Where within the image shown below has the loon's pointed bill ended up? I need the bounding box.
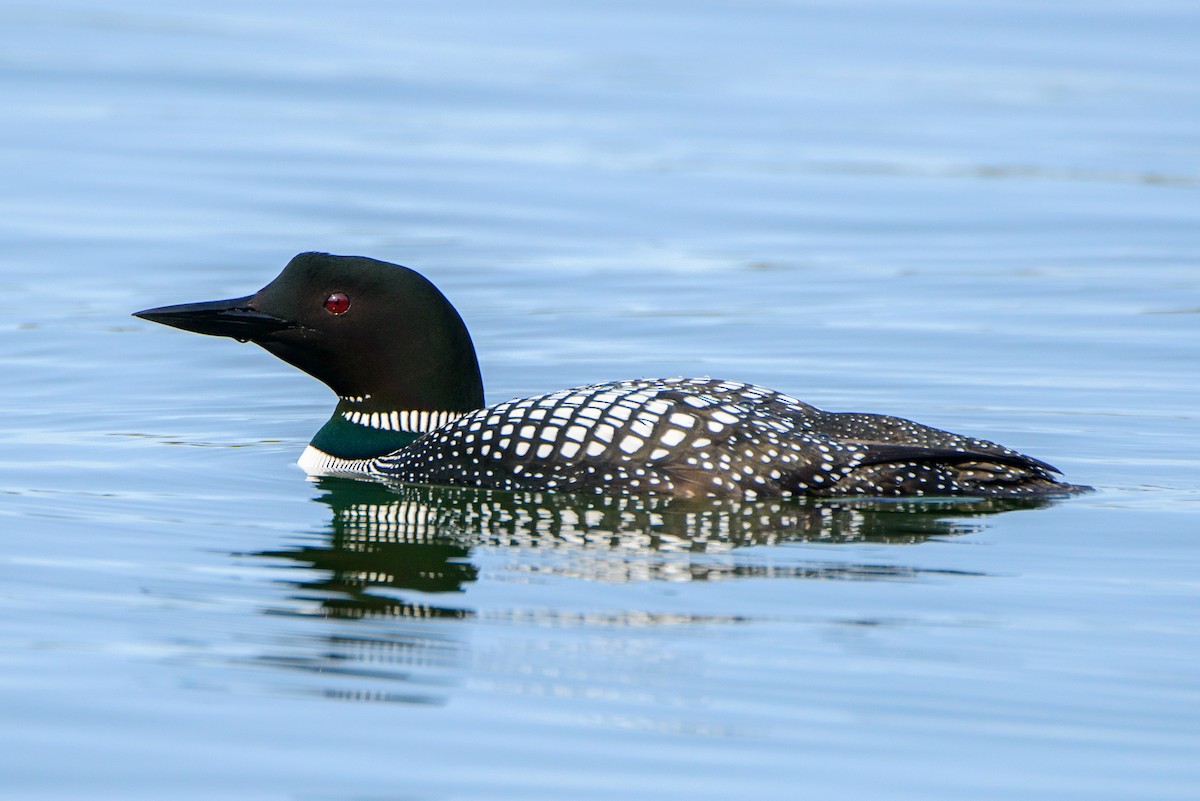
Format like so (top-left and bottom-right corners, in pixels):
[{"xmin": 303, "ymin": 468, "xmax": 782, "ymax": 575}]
[
  {"xmin": 133, "ymin": 296, "xmax": 297, "ymax": 342},
  {"xmin": 133, "ymin": 251, "xmax": 1089, "ymax": 500}
]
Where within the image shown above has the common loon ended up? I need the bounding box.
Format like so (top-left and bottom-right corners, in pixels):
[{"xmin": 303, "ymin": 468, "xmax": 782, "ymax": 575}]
[{"xmin": 134, "ymin": 252, "xmax": 1086, "ymax": 499}]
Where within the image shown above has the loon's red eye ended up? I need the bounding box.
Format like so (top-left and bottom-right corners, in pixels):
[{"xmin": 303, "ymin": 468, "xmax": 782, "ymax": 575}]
[{"xmin": 323, "ymin": 292, "xmax": 350, "ymax": 315}]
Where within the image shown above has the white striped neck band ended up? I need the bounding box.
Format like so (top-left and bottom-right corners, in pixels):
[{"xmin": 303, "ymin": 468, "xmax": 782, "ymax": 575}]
[{"xmin": 340, "ymin": 408, "xmax": 466, "ymax": 433}]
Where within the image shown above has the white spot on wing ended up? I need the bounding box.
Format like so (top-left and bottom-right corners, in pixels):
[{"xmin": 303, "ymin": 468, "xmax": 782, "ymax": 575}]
[
  {"xmin": 659, "ymin": 428, "xmax": 686, "ymax": 447},
  {"xmin": 619, "ymin": 435, "xmax": 643, "ymax": 454}
]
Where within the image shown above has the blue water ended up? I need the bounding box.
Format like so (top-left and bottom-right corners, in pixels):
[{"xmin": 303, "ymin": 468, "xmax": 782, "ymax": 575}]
[{"xmin": 2, "ymin": 2, "xmax": 1199, "ymax": 799}]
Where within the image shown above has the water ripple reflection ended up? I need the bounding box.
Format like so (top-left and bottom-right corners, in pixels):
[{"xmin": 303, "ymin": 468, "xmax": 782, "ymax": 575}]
[
  {"xmin": 263, "ymin": 479, "xmax": 1058, "ymax": 605},
  {"xmin": 237, "ymin": 481, "xmax": 1062, "ymax": 702}
]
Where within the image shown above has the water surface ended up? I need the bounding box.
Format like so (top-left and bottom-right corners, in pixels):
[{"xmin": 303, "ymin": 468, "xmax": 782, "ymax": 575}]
[{"xmin": 2, "ymin": 1, "xmax": 1199, "ymax": 799}]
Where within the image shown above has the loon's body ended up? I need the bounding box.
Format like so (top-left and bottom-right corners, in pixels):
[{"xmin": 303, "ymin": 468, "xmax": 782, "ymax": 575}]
[{"xmin": 134, "ymin": 252, "xmax": 1086, "ymax": 499}]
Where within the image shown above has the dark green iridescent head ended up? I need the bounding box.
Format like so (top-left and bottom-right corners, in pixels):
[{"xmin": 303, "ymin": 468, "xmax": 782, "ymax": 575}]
[{"xmin": 133, "ymin": 252, "xmax": 485, "ymax": 415}]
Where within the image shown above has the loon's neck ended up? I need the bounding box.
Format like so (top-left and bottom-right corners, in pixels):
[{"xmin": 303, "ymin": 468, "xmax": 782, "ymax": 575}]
[{"xmin": 308, "ymin": 395, "xmax": 474, "ymax": 460}]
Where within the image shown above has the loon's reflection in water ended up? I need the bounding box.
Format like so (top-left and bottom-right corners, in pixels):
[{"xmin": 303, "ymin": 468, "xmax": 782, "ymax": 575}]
[
  {"xmin": 245, "ymin": 479, "xmax": 1057, "ymax": 701},
  {"xmin": 257, "ymin": 478, "xmax": 1056, "ymax": 618}
]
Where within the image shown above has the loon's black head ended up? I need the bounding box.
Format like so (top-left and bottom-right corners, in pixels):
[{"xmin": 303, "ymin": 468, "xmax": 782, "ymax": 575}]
[{"xmin": 134, "ymin": 252, "xmax": 485, "ymax": 413}]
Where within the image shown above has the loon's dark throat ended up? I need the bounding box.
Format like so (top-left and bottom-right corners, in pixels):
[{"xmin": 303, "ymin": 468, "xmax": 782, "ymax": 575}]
[{"xmin": 309, "ymin": 397, "xmax": 472, "ymax": 461}]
